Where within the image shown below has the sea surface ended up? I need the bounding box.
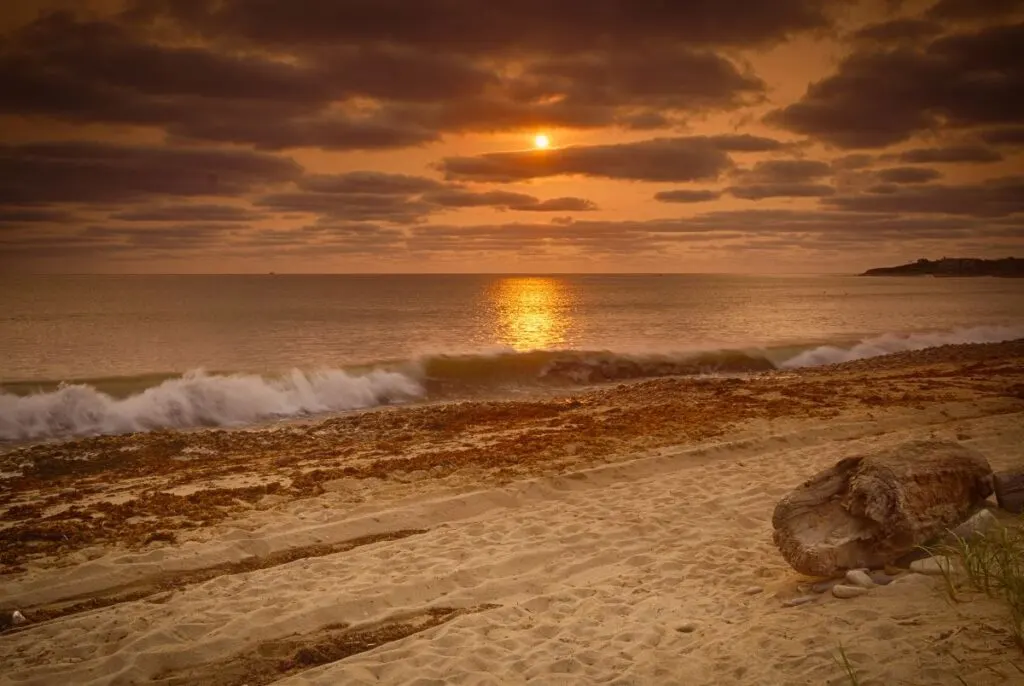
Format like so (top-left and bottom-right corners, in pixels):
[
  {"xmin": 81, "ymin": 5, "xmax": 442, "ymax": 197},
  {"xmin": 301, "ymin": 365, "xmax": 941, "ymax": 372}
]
[{"xmin": 1, "ymin": 274, "xmax": 1023, "ymax": 442}]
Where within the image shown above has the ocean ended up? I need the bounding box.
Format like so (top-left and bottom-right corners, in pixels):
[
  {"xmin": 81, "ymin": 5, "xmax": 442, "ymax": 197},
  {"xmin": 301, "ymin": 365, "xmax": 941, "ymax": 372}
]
[{"xmin": 2, "ymin": 274, "xmax": 1023, "ymax": 442}]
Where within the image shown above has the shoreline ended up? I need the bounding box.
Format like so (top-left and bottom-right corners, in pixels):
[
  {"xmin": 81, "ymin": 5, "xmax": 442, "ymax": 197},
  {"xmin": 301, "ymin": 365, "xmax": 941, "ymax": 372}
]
[
  {"xmin": 1, "ymin": 339, "xmax": 1023, "ymax": 684},
  {"xmin": 4, "ymin": 323, "xmax": 1023, "ymax": 446}
]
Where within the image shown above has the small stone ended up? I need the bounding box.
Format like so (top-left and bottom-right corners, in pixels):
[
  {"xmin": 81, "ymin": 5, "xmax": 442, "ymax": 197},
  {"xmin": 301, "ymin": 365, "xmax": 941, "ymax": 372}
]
[
  {"xmin": 676, "ymin": 622, "xmax": 699, "ymax": 633},
  {"xmin": 910, "ymin": 556, "xmax": 960, "ymax": 576},
  {"xmin": 811, "ymin": 579, "xmax": 840, "ymax": 594},
  {"xmin": 832, "ymin": 584, "xmax": 870, "ymax": 599},
  {"xmin": 845, "ymin": 569, "xmax": 876, "ymax": 588},
  {"xmin": 782, "ymin": 595, "xmax": 818, "ymax": 607},
  {"xmin": 742, "ymin": 586, "xmax": 764, "ymax": 595},
  {"xmin": 947, "ymin": 509, "xmax": 998, "ymax": 543}
]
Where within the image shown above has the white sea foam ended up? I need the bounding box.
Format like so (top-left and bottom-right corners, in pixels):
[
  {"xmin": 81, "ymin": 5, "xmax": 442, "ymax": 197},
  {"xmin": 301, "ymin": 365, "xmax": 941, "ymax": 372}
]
[
  {"xmin": 0, "ymin": 368, "xmax": 423, "ymax": 442},
  {"xmin": 779, "ymin": 324, "xmax": 1024, "ymax": 368}
]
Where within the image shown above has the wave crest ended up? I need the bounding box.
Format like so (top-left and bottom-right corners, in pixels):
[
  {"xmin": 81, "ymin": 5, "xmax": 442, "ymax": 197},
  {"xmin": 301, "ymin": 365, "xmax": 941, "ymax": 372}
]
[{"xmin": 0, "ymin": 368, "xmax": 423, "ymax": 442}]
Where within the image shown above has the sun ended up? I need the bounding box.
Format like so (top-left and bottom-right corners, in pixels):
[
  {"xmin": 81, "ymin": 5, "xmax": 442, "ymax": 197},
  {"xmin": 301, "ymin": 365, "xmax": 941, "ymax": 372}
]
[{"xmin": 533, "ymin": 134, "xmax": 550, "ymax": 149}]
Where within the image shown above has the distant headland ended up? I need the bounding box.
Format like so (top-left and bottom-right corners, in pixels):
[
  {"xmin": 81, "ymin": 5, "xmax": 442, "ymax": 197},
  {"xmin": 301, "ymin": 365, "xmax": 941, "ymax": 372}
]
[{"xmin": 861, "ymin": 257, "xmax": 1024, "ymax": 277}]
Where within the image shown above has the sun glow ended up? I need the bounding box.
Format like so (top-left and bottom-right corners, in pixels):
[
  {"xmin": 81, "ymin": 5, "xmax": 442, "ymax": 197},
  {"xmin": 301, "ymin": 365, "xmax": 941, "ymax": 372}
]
[{"xmin": 534, "ymin": 134, "xmax": 550, "ymax": 149}]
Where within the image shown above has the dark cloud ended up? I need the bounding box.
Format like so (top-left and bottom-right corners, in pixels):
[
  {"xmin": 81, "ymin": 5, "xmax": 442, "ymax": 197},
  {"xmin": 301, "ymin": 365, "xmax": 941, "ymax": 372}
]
[
  {"xmin": 438, "ymin": 136, "xmax": 750, "ymax": 183},
  {"xmin": 617, "ymin": 112, "xmax": 672, "ymax": 130},
  {"xmin": 823, "ymin": 176, "xmax": 1024, "ymax": 216},
  {"xmin": 707, "ymin": 134, "xmax": 791, "ymax": 152},
  {"xmin": 876, "ymin": 166, "xmax": 943, "ymax": 183},
  {"xmin": 979, "ymin": 126, "xmax": 1024, "ymax": 146},
  {"xmin": 0, "ymin": 208, "xmax": 76, "ymax": 224},
  {"xmin": 108, "ymin": 204, "xmax": 264, "ymax": 222},
  {"xmin": 866, "ymin": 183, "xmax": 900, "ymax": 194},
  {"xmin": 925, "ymin": 0, "xmax": 1024, "ymax": 21},
  {"xmin": 131, "ymin": 0, "xmax": 836, "ymax": 52},
  {"xmin": 654, "ymin": 190, "xmax": 722, "ymax": 203},
  {"xmin": 0, "ymin": 141, "xmax": 302, "ymax": 204},
  {"xmin": 169, "ymin": 114, "xmax": 440, "ymax": 152},
  {"xmin": 82, "ymin": 223, "xmax": 237, "ymax": 248},
  {"xmin": 398, "ymin": 209, "xmax": 1000, "ymax": 258},
  {"xmin": 896, "ymin": 145, "xmax": 1003, "ymax": 163},
  {"xmin": 849, "ymin": 18, "xmax": 943, "ymax": 44},
  {"xmin": 254, "ymin": 192, "xmax": 434, "ymax": 224},
  {"xmin": 0, "ymin": 13, "xmax": 465, "ymax": 149},
  {"xmin": 766, "ymin": 22, "xmax": 1024, "ymax": 148},
  {"xmin": 421, "ymin": 189, "xmax": 596, "ymax": 212},
  {"xmin": 255, "ymin": 181, "xmax": 597, "ymax": 223},
  {"xmin": 830, "ymin": 154, "xmax": 876, "ymax": 170},
  {"xmin": 1, "ymin": 12, "xmax": 492, "ymax": 104},
  {"xmin": 0, "ymin": 3, "xmax": 830, "ymax": 149},
  {"xmin": 509, "ymin": 49, "xmax": 764, "ymax": 113},
  {"xmin": 298, "ymin": 172, "xmax": 447, "ymax": 195},
  {"xmin": 727, "ymin": 183, "xmax": 836, "ymax": 199},
  {"xmin": 736, "ymin": 159, "xmax": 833, "ymax": 183}
]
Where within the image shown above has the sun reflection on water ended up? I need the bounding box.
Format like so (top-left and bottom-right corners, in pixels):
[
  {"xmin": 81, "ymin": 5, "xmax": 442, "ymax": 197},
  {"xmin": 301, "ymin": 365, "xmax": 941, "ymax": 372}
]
[{"xmin": 490, "ymin": 277, "xmax": 574, "ymax": 350}]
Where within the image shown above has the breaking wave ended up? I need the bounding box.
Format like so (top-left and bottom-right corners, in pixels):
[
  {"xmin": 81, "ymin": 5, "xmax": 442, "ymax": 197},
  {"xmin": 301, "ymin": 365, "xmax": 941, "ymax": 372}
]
[
  {"xmin": 1, "ymin": 324, "xmax": 1021, "ymax": 442},
  {"xmin": 0, "ymin": 368, "xmax": 423, "ymax": 442},
  {"xmin": 778, "ymin": 324, "xmax": 1024, "ymax": 368}
]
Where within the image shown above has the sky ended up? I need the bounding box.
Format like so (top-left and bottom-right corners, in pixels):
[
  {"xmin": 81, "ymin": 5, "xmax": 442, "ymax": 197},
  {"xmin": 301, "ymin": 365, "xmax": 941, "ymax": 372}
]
[{"xmin": 0, "ymin": 0, "xmax": 1022, "ymax": 274}]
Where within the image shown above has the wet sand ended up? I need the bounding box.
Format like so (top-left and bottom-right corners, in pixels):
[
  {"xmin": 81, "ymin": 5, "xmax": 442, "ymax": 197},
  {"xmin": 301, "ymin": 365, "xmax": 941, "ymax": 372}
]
[{"xmin": 1, "ymin": 340, "xmax": 1023, "ymax": 685}]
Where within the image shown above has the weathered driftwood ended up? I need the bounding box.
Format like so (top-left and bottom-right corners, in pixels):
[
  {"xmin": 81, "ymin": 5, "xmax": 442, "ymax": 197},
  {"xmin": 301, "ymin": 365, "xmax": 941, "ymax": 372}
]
[
  {"xmin": 994, "ymin": 469, "xmax": 1024, "ymax": 514},
  {"xmin": 772, "ymin": 440, "xmax": 993, "ymax": 577}
]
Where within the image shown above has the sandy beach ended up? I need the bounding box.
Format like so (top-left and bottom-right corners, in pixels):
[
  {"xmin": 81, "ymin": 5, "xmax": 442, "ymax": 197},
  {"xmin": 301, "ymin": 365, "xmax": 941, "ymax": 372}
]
[{"xmin": 2, "ymin": 340, "xmax": 1024, "ymax": 685}]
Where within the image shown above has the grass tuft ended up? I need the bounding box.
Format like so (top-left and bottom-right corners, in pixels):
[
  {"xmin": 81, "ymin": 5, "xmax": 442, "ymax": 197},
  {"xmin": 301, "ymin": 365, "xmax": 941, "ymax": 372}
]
[
  {"xmin": 832, "ymin": 643, "xmax": 861, "ymax": 686},
  {"xmin": 928, "ymin": 515, "xmax": 1024, "ymax": 652}
]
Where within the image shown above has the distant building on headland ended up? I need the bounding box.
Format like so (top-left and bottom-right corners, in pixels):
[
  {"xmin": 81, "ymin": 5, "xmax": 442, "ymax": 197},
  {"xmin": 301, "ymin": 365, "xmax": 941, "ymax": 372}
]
[{"xmin": 861, "ymin": 257, "xmax": 1024, "ymax": 277}]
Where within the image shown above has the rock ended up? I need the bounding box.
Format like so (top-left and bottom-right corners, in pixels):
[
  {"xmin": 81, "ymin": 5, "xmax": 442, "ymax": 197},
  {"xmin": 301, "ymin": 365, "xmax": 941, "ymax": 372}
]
[
  {"xmin": 832, "ymin": 585, "xmax": 870, "ymax": 599},
  {"xmin": 845, "ymin": 569, "xmax": 876, "ymax": 588},
  {"xmin": 675, "ymin": 622, "xmax": 699, "ymax": 633},
  {"xmin": 945, "ymin": 508, "xmax": 998, "ymax": 543},
  {"xmin": 910, "ymin": 556, "xmax": 961, "ymax": 576},
  {"xmin": 993, "ymin": 469, "xmax": 1024, "ymax": 514},
  {"xmin": 782, "ymin": 595, "xmax": 818, "ymax": 607},
  {"xmin": 742, "ymin": 586, "xmax": 764, "ymax": 595},
  {"xmin": 772, "ymin": 440, "xmax": 993, "ymax": 577},
  {"xmin": 811, "ymin": 579, "xmax": 841, "ymax": 594}
]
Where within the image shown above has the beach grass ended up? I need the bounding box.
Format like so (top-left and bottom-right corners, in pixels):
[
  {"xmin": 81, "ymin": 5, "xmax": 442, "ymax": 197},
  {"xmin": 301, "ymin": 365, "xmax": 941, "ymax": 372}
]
[
  {"xmin": 930, "ymin": 516, "xmax": 1024, "ymax": 652},
  {"xmin": 832, "ymin": 643, "xmax": 862, "ymax": 685}
]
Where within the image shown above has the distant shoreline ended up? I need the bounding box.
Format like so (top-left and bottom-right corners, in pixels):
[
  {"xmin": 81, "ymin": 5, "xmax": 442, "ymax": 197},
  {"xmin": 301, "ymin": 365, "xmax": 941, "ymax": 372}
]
[{"xmin": 862, "ymin": 257, "xmax": 1024, "ymax": 277}]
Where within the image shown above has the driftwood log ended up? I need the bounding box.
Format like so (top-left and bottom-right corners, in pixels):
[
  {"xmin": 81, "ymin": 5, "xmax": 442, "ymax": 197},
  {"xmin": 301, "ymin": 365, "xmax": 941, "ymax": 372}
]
[
  {"xmin": 994, "ymin": 469, "xmax": 1024, "ymax": 514},
  {"xmin": 772, "ymin": 440, "xmax": 993, "ymax": 577}
]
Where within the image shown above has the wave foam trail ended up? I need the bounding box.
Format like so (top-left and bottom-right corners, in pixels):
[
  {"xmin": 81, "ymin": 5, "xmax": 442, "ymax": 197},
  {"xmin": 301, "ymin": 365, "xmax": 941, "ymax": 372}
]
[
  {"xmin": 780, "ymin": 325, "xmax": 1024, "ymax": 368},
  {"xmin": 0, "ymin": 368, "xmax": 423, "ymax": 442}
]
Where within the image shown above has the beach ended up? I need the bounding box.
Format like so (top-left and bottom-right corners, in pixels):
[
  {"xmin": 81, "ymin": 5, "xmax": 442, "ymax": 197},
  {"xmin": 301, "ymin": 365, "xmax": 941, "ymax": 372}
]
[{"xmin": 2, "ymin": 340, "xmax": 1024, "ymax": 685}]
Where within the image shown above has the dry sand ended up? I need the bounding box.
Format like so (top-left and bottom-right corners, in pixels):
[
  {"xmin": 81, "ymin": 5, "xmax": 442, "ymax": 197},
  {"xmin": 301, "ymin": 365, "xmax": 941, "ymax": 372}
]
[{"xmin": 1, "ymin": 340, "xmax": 1024, "ymax": 685}]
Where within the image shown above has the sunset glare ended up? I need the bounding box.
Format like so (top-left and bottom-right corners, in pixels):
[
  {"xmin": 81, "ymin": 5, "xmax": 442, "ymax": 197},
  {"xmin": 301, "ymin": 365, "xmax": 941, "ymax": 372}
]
[{"xmin": 534, "ymin": 134, "xmax": 551, "ymax": 150}]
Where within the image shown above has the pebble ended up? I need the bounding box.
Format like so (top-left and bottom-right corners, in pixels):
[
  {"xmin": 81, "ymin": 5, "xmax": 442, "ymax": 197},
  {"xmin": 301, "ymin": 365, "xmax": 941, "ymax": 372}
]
[
  {"xmin": 948, "ymin": 509, "xmax": 997, "ymax": 542},
  {"xmin": 833, "ymin": 585, "xmax": 870, "ymax": 599},
  {"xmin": 742, "ymin": 586, "xmax": 764, "ymax": 595},
  {"xmin": 845, "ymin": 569, "xmax": 876, "ymax": 588},
  {"xmin": 811, "ymin": 579, "xmax": 840, "ymax": 594},
  {"xmin": 676, "ymin": 622, "xmax": 699, "ymax": 633},
  {"xmin": 782, "ymin": 595, "xmax": 818, "ymax": 607},
  {"xmin": 910, "ymin": 556, "xmax": 959, "ymax": 576}
]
